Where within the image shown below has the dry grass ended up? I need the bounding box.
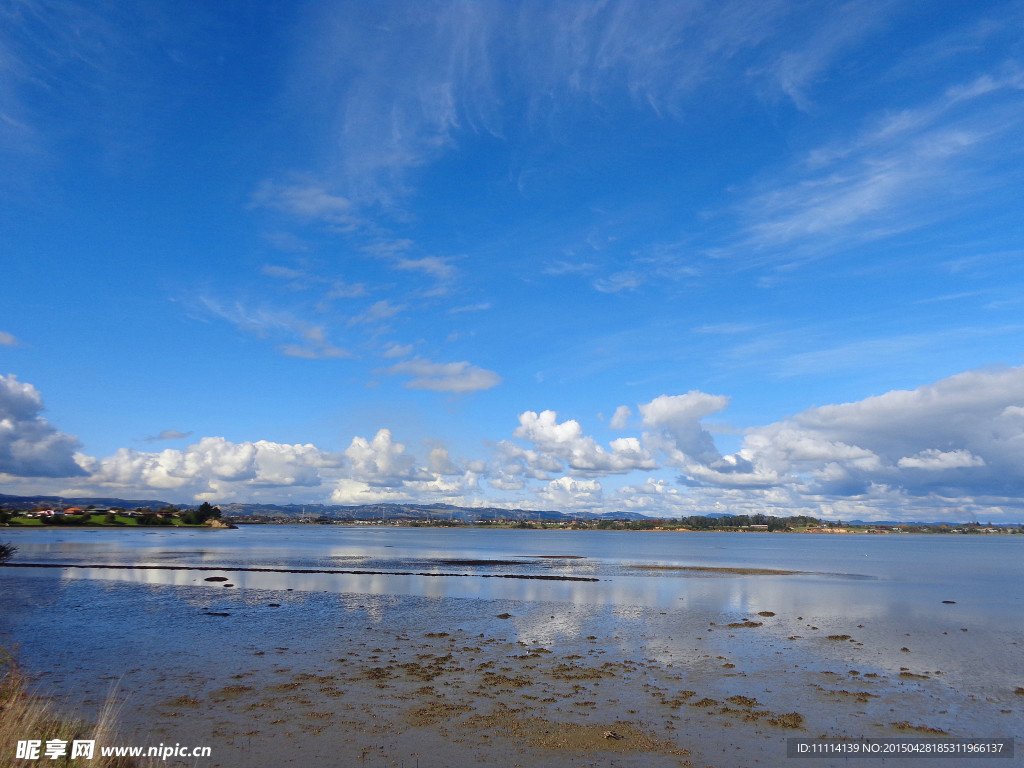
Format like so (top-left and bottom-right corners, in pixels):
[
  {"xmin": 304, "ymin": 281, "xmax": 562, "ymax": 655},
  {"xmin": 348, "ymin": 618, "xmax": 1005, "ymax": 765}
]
[{"xmin": 0, "ymin": 648, "xmax": 146, "ymax": 768}]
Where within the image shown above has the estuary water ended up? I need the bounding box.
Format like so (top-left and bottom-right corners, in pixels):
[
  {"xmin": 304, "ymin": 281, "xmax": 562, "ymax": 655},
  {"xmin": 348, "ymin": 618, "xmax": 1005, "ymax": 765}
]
[
  {"xmin": 3, "ymin": 525, "xmax": 1021, "ymax": 621},
  {"xmin": 1, "ymin": 526, "xmax": 1021, "ymax": 767}
]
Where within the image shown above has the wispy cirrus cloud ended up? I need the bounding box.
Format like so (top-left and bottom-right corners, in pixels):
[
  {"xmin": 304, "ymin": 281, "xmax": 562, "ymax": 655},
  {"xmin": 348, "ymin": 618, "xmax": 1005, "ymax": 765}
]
[
  {"xmin": 347, "ymin": 300, "xmax": 403, "ymax": 327},
  {"xmin": 448, "ymin": 302, "xmax": 491, "ymax": 315},
  {"xmin": 379, "ymin": 357, "xmax": 501, "ymax": 393},
  {"xmin": 261, "ymin": 263, "xmax": 367, "ymax": 300},
  {"xmin": 394, "ymin": 255, "xmax": 458, "ymax": 296},
  {"xmin": 283, "ymin": 0, "xmax": 845, "ymax": 211},
  {"xmin": 0, "ymin": 0, "xmax": 133, "ymax": 160},
  {"xmin": 729, "ymin": 66, "xmax": 1024, "ymax": 264},
  {"xmin": 197, "ymin": 296, "xmax": 352, "ymax": 360},
  {"xmin": 395, "ymin": 256, "xmax": 456, "ymax": 282},
  {"xmin": 142, "ymin": 430, "xmax": 193, "ymax": 443},
  {"xmin": 760, "ymin": 0, "xmax": 900, "ymax": 110},
  {"xmin": 251, "ymin": 179, "xmax": 363, "ymax": 232}
]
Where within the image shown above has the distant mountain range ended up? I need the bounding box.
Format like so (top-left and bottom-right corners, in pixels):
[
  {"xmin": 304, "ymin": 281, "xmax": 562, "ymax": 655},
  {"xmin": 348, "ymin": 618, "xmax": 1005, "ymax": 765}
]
[
  {"xmin": 3, "ymin": 494, "xmax": 1014, "ymax": 526},
  {"xmin": 218, "ymin": 501, "xmax": 653, "ymax": 522},
  {"xmin": 0, "ymin": 493, "xmax": 172, "ymax": 510},
  {"xmin": 0, "ymin": 494, "xmax": 650, "ymax": 522}
]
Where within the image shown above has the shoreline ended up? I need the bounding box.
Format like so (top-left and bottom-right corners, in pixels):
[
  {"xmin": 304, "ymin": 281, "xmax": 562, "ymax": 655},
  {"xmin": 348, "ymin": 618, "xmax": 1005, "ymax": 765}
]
[
  {"xmin": 3, "ymin": 577, "xmax": 1020, "ymax": 768},
  {"xmin": 3, "ymin": 529, "xmax": 1020, "ymax": 767},
  {"xmin": 4, "ymin": 521, "xmax": 1021, "ymax": 534}
]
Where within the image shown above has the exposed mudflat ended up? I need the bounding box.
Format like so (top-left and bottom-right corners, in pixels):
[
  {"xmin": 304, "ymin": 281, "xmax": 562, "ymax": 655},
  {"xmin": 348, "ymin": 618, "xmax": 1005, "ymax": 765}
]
[
  {"xmin": 3, "ymin": 576, "xmax": 1020, "ymax": 768},
  {"xmin": 2, "ymin": 529, "xmax": 1020, "ymax": 767}
]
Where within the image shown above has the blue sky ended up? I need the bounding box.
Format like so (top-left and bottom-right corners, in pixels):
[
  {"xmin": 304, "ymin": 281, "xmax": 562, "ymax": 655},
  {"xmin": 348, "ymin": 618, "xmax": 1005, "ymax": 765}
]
[{"xmin": 2, "ymin": 0, "xmax": 1024, "ymax": 521}]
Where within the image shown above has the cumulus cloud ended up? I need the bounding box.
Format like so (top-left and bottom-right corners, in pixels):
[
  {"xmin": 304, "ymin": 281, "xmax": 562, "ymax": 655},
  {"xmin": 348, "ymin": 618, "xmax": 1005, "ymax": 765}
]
[
  {"xmin": 617, "ymin": 367, "xmax": 1024, "ymax": 517},
  {"xmin": 9, "ymin": 362, "xmax": 1024, "ymax": 519},
  {"xmin": 511, "ymin": 410, "xmax": 657, "ymax": 477},
  {"xmin": 51, "ymin": 423, "xmax": 477, "ymax": 506},
  {"xmin": 380, "ymin": 358, "xmax": 501, "ymax": 393},
  {"xmin": 738, "ymin": 365, "xmax": 1024, "ymax": 500},
  {"xmin": 329, "ymin": 437, "xmax": 477, "ymax": 505},
  {"xmin": 329, "ymin": 479, "xmax": 414, "ymax": 505},
  {"xmin": 73, "ymin": 435, "xmax": 347, "ymax": 502},
  {"xmin": 535, "ymin": 476, "xmax": 603, "ymax": 509},
  {"xmin": 896, "ymin": 448, "xmax": 986, "ymax": 471},
  {"xmin": 639, "ymin": 391, "xmax": 730, "ymax": 466},
  {"xmin": 0, "ymin": 374, "xmax": 86, "ymax": 478},
  {"xmin": 427, "ymin": 446, "xmax": 461, "ymax": 476},
  {"xmin": 88, "ymin": 437, "xmax": 341, "ymax": 498},
  {"xmin": 344, "ymin": 429, "xmax": 429, "ymax": 486},
  {"xmin": 329, "ymin": 472, "xmax": 473, "ymax": 506},
  {"xmin": 0, "ymin": 331, "xmax": 18, "ymax": 347}
]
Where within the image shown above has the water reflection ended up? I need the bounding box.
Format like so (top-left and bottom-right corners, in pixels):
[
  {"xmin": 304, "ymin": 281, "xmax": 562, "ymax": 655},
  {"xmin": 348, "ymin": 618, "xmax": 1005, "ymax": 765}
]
[{"xmin": 3, "ymin": 526, "xmax": 1021, "ymax": 624}]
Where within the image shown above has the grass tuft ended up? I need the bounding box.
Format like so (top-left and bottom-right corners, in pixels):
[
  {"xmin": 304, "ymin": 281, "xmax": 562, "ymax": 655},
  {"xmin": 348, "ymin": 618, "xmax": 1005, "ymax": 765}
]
[{"xmin": 0, "ymin": 648, "xmax": 147, "ymax": 768}]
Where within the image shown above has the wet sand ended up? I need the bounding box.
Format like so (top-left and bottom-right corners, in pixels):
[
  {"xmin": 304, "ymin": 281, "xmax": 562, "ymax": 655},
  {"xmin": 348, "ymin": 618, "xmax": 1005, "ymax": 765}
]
[{"xmin": 6, "ymin": 574, "xmax": 1018, "ymax": 768}]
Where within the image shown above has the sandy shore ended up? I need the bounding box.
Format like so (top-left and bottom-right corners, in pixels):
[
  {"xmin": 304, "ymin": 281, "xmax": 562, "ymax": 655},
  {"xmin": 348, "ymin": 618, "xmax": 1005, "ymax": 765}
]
[{"xmin": 6, "ymin": 575, "xmax": 1012, "ymax": 768}]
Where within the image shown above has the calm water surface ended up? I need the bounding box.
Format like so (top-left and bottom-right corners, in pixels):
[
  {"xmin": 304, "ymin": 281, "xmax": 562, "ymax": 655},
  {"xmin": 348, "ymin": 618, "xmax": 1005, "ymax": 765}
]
[
  {"xmin": 1, "ymin": 526, "xmax": 1021, "ymax": 766},
  {"xmin": 3, "ymin": 526, "xmax": 1022, "ymax": 615},
  {"xmin": 3, "ymin": 526, "xmax": 1022, "ymax": 663}
]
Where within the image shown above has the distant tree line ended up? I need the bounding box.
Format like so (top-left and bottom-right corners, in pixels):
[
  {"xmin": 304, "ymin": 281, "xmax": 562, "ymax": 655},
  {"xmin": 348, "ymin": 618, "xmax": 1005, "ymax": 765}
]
[
  {"xmin": 0, "ymin": 502, "xmax": 222, "ymax": 527},
  {"xmin": 595, "ymin": 514, "xmax": 821, "ymax": 531},
  {"xmin": 180, "ymin": 502, "xmax": 221, "ymax": 525}
]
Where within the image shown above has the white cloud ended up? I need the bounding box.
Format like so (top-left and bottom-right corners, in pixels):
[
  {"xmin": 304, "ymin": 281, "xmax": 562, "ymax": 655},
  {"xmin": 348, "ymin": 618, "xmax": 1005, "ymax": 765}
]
[
  {"xmin": 36, "ymin": 420, "xmax": 477, "ymax": 506},
  {"xmin": 731, "ymin": 62, "xmax": 1024, "ymax": 263},
  {"xmin": 88, "ymin": 437, "xmax": 341, "ymax": 498},
  {"xmin": 8, "ymin": 359, "xmax": 1024, "ymax": 519},
  {"xmin": 143, "ymin": 430, "xmax": 193, "ymax": 443},
  {"xmin": 738, "ymin": 365, "xmax": 1024, "ymax": 499},
  {"xmin": 280, "ymin": 326, "xmax": 352, "ymax": 359},
  {"xmin": 395, "ymin": 256, "xmax": 456, "ymax": 282},
  {"xmin": 0, "ymin": 374, "xmax": 85, "ymax": 478},
  {"xmin": 198, "ymin": 297, "xmax": 352, "ymax": 359},
  {"xmin": 448, "ymin": 302, "xmax": 492, "ymax": 314},
  {"xmin": 897, "ymin": 448, "xmax": 986, "ymax": 471},
  {"xmin": 288, "ymin": 0, "xmax": 805, "ymax": 208},
  {"xmin": 344, "ymin": 429, "xmax": 424, "ymax": 486},
  {"xmin": 380, "ymin": 358, "xmax": 501, "ymax": 393},
  {"xmin": 427, "ymin": 446, "xmax": 460, "ymax": 476},
  {"xmin": 535, "ymin": 476, "xmax": 603, "ymax": 510},
  {"xmin": 261, "ymin": 264, "xmax": 307, "ymax": 281},
  {"xmin": 609, "ymin": 405, "xmax": 632, "ymax": 430},
  {"xmin": 593, "ymin": 271, "xmax": 642, "ymax": 293},
  {"xmin": 329, "ymin": 437, "xmax": 477, "ymax": 505},
  {"xmin": 251, "ymin": 179, "xmax": 360, "ymax": 230},
  {"xmin": 639, "ymin": 391, "xmax": 730, "ymax": 466},
  {"xmin": 380, "ymin": 343, "xmax": 414, "ymax": 359},
  {"xmin": 348, "ymin": 300, "xmax": 403, "ymax": 326},
  {"xmin": 329, "ymin": 479, "xmax": 413, "ymax": 505},
  {"xmin": 262, "ymin": 232, "xmax": 312, "ymax": 253},
  {"xmin": 279, "ymin": 344, "xmax": 349, "ymax": 359},
  {"xmin": 764, "ymin": 0, "xmax": 896, "ymax": 110},
  {"xmin": 328, "ymin": 472, "xmax": 474, "ymax": 506},
  {"xmin": 509, "ymin": 409, "xmax": 656, "ymax": 477},
  {"xmin": 0, "ymin": 331, "xmax": 18, "ymax": 347},
  {"xmin": 617, "ymin": 367, "xmax": 1024, "ymax": 515}
]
